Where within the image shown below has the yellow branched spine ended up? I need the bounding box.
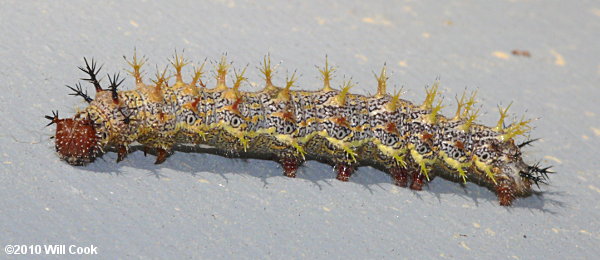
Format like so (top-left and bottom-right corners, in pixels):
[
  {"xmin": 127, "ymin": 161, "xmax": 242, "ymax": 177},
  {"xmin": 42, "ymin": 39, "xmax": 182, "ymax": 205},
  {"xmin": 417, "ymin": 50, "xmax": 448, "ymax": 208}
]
[
  {"xmin": 375, "ymin": 64, "xmax": 388, "ymax": 97},
  {"xmin": 336, "ymin": 79, "xmax": 353, "ymax": 106},
  {"xmin": 318, "ymin": 56, "xmax": 335, "ymax": 91},
  {"xmin": 422, "ymin": 81, "xmax": 444, "ymax": 124},
  {"xmin": 232, "ymin": 66, "xmax": 248, "ymax": 91},
  {"xmin": 385, "ymin": 89, "xmax": 402, "ymax": 111},
  {"xmin": 277, "ymin": 70, "xmax": 298, "ymax": 101},
  {"xmin": 151, "ymin": 66, "xmax": 169, "ymax": 90},
  {"xmin": 260, "ymin": 54, "xmax": 278, "ymax": 92},
  {"xmin": 494, "ymin": 102, "xmax": 533, "ymax": 140},
  {"xmin": 455, "ymin": 90, "xmax": 479, "ymax": 131},
  {"xmin": 191, "ymin": 60, "xmax": 207, "ymax": 87},
  {"xmin": 215, "ymin": 56, "xmax": 229, "ymax": 89},
  {"xmin": 125, "ymin": 50, "xmax": 147, "ymax": 86},
  {"xmin": 500, "ymin": 116, "xmax": 533, "ymax": 141},
  {"xmin": 494, "ymin": 102, "xmax": 512, "ymax": 131},
  {"xmin": 170, "ymin": 51, "xmax": 189, "ymax": 83}
]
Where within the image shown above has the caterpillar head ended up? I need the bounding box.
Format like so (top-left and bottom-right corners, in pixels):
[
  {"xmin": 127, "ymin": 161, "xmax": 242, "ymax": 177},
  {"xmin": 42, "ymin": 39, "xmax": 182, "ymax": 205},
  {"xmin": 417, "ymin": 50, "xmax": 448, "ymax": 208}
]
[
  {"xmin": 46, "ymin": 111, "xmax": 100, "ymax": 165},
  {"xmin": 473, "ymin": 136, "xmax": 550, "ymax": 205}
]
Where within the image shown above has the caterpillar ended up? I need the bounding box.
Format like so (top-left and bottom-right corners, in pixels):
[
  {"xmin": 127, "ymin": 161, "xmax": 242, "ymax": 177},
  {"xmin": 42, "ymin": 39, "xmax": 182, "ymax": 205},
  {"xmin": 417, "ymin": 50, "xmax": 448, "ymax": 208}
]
[{"xmin": 45, "ymin": 52, "xmax": 551, "ymax": 206}]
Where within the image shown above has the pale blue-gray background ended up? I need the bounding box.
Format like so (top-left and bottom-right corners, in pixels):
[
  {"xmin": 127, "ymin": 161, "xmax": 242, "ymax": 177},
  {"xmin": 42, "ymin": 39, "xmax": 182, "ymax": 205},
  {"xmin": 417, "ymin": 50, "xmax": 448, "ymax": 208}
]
[{"xmin": 1, "ymin": 0, "xmax": 599, "ymax": 259}]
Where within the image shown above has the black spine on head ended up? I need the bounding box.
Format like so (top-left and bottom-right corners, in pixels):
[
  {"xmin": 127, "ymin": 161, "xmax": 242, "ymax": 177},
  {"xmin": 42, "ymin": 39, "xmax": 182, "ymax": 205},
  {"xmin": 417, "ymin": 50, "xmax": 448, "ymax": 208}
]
[
  {"xmin": 44, "ymin": 110, "xmax": 59, "ymax": 126},
  {"xmin": 66, "ymin": 82, "xmax": 93, "ymax": 103},
  {"xmin": 79, "ymin": 57, "xmax": 103, "ymax": 92},
  {"xmin": 107, "ymin": 72, "xmax": 125, "ymax": 103},
  {"xmin": 518, "ymin": 138, "xmax": 539, "ymax": 148},
  {"xmin": 520, "ymin": 161, "xmax": 552, "ymax": 188}
]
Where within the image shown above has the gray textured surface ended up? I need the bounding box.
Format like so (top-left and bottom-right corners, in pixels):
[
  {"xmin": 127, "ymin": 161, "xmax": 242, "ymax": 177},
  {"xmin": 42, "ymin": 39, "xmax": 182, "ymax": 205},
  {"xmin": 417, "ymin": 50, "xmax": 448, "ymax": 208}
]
[{"xmin": 1, "ymin": 0, "xmax": 599, "ymax": 259}]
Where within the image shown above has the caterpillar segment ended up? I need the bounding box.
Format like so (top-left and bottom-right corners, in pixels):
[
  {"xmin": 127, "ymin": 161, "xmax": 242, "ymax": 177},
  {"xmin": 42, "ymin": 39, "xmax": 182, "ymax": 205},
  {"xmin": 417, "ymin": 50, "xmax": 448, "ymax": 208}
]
[{"xmin": 46, "ymin": 53, "xmax": 551, "ymax": 206}]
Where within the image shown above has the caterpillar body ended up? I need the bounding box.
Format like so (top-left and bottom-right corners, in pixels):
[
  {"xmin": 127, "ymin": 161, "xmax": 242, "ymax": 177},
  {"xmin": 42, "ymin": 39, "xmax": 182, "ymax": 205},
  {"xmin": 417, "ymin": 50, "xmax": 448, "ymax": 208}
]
[{"xmin": 46, "ymin": 53, "xmax": 551, "ymax": 206}]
